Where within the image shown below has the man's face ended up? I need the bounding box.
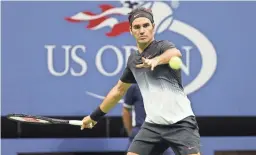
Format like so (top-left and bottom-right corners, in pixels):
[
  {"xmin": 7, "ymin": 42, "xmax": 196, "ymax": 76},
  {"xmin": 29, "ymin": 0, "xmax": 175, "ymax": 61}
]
[{"xmin": 130, "ymin": 17, "xmax": 155, "ymax": 44}]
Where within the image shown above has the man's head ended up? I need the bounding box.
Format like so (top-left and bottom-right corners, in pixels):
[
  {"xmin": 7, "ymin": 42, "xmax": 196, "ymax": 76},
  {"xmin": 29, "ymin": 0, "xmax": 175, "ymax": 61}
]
[{"xmin": 128, "ymin": 7, "xmax": 155, "ymax": 44}]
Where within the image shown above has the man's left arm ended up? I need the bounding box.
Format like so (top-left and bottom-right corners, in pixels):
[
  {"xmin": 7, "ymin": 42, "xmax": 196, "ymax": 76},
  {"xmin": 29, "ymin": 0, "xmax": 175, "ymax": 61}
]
[
  {"xmin": 136, "ymin": 41, "xmax": 182, "ymax": 70},
  {"xmin": 154, "ymin": 47, "xmax": 182, "ymax": 66}
]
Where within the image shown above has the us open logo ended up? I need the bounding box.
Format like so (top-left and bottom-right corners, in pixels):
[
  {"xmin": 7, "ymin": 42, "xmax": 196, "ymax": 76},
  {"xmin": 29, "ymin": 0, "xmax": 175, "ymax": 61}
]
[{"xmin": 63, "ymin": 1, "xmax": 217, "ymax": 100}]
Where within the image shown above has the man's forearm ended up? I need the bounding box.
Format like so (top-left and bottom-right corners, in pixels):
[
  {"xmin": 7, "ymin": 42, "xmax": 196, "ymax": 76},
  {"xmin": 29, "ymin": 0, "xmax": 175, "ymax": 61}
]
[
  {"xmin": 155, "ymin": 48, "xmax": 182, "ymax": 66},
  {"xmin": 99, "ymin": 86, "xmax": 124, "ymax": 113},
  {"xmin": 90, "ymin": 81, "xmax": 131, "ymax": 122}
]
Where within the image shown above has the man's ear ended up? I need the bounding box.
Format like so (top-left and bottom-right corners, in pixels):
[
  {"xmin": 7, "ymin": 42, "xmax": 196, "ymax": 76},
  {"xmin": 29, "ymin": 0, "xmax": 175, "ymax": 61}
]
[
  {"xmin": 152, "ymin": 23, "xmax": 155, "ymax": 33},
  {"xmin": 129, "ymin": 27, "xmax": 132, "ymax": 35}
]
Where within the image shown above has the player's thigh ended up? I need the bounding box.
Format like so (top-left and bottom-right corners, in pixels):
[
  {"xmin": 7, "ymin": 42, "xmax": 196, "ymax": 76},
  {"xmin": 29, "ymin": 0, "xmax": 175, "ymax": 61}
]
[
  {"xmin": 128, "ymin": 140, "xmax": 169, "ymax": 155},
  {"xmin": 166, "ymin": 131, "xmax": 200, "ymax": 155},
  {"xmin": 128, "ymin": 124, "xmax": 163, "ymax": 155},
  {"xmin": 174, "ymin": 131, "xmax": 200, "ymax": 155},
  {"xmin": 163, "ymin": 117, "xmax": 201, "ymax": 155},
  {"xmin": 128, "ymin": 140, "xmax": 157, "ymax": 155}
]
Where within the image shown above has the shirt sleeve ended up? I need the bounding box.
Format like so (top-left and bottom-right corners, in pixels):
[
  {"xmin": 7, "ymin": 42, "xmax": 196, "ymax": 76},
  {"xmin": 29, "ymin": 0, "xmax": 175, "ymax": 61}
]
[
  {"xmin": 120, "ymin": 67, "xmax": 136, "ymax": 84},
  {"xmin": 160, "ymin": 40, "xmax": 176, "ymax": 54},
  {"xmin": 123, "ymin": 85, "xmax": 135, "ymax": 109}
]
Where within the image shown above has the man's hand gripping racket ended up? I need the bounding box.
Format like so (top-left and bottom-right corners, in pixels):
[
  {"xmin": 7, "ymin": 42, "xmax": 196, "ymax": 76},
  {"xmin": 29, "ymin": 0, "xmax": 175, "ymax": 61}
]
[{"xmin": 81, "ymin": 116, "xmax": 97, "ymax": 130}]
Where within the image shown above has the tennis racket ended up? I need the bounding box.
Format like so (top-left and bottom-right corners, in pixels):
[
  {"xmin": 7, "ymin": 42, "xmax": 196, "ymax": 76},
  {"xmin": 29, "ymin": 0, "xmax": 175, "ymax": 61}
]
[{"xmin": 7, "ymin": 113, "xmax": 87, "ymax": 126}]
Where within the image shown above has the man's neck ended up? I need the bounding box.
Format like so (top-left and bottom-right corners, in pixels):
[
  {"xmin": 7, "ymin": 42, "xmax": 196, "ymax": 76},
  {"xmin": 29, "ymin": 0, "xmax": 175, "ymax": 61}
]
[{"xmin": 137, "ymin": 39, "xmax": 154, "ymax": 53}]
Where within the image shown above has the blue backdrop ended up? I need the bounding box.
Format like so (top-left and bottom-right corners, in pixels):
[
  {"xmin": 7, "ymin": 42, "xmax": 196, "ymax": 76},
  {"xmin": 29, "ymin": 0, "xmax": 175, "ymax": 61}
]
[{"xmin": 2, "ymin": 1, "xmax": 256, "ymax": 116}]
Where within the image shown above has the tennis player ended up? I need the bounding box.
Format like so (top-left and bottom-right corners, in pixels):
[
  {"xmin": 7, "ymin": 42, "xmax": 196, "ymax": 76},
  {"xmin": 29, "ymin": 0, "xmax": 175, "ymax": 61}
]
[{"xmin": 81, "ymin": 7, "xmax": 201, "ymax": 155}]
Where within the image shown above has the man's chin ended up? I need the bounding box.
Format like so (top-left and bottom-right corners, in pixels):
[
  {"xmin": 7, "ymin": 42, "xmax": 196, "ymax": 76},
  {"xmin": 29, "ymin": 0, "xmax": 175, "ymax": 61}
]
[{"xmin": 138, "ymin": 40, "xmax": 149, "ymax": 44}]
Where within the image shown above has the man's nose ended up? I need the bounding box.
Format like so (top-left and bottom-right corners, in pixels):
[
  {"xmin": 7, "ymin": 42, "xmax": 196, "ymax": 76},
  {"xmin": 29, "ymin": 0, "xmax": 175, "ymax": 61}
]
[{"xmin": 139, "ymin": 27, "xmax": 145, "ymax": 34}]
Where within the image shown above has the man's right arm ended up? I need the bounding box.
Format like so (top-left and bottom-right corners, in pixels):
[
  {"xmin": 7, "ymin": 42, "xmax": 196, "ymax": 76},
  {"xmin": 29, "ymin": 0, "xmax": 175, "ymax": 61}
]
[
  {"xmin": 81, "ymin": 66, "xmax": 135, "ymax": 130},
  {"xmin": 81, "ymin": 80, "xmax": 131, "ymax": 130},
  {"xmin": 99, "ymin": 80, "xmax": 131, "ymax": 113}
]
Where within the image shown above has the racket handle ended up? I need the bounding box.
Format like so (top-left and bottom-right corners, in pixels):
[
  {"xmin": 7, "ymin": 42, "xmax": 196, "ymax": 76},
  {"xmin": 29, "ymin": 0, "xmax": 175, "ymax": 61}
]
[{"xmin": 69, "ymin": 120, "xmax": 83, "ymax": 126}]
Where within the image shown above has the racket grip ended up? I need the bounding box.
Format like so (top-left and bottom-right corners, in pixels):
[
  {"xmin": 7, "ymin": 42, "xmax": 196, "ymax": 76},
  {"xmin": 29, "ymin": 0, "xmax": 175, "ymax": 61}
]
[{"xmin": 69, "ymin": 120, "xmax": 83, "ymax": 126}]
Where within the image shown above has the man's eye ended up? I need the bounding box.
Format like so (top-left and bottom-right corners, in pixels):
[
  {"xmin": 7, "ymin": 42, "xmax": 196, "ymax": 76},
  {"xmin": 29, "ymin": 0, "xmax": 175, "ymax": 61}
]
[{"xmin": 143, "ymin": 24, "xmax": 150, "ymax": 28}]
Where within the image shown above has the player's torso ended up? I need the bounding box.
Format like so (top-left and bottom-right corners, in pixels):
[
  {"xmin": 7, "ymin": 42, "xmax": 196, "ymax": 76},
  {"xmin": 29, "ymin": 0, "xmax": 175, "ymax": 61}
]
[
  {"xmin": 128, "ymin": 40, "xmax": 183, "ymax": 94},
  {"xmin": 128, "ymin": 41, "xmax": 194, "ymax": 125}
]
